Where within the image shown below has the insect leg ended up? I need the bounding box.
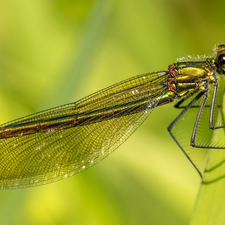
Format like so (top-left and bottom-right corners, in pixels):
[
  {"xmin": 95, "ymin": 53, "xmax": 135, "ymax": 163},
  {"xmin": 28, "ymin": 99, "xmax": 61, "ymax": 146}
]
[
  {"xmin": 174, "ymin": 88, "xmax": 214, "ymax": 109},
  {"xmin": 191, "ymin": 91, "xmax": 209, "ymax": 147},
  {"xmin": 208, "ymin": 73, "xmax": 224, "ymax": 129},
  {"xmin": 168, "ymin": 91, "xmax": 205, "ymax": 178}
]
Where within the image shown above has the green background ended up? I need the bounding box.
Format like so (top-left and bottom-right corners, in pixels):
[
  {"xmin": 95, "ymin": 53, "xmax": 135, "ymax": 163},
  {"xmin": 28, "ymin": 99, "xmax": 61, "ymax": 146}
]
[{"xmin": 0, "ymin": 0, "xmax": 224, "ymax": 224}]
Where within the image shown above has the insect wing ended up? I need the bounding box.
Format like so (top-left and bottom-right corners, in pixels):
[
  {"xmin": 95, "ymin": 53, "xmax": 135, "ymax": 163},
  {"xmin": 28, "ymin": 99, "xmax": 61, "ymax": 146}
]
[{"xmin": 0, "ymin": 71, "xmax": 168, "ymax": 189}]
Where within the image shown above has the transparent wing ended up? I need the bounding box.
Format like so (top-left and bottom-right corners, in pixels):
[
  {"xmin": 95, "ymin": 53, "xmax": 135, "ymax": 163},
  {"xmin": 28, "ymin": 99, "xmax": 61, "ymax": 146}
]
[{"xmin": 0, "ymin": 71, "xmax": 169, "ymax": 189}]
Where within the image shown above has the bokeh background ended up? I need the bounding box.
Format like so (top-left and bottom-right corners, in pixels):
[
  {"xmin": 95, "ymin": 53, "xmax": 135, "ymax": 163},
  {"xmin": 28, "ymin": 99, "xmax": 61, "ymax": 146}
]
[{"xmin": 0, "ymin": 0, "xmax": 224, "ymax": 224}]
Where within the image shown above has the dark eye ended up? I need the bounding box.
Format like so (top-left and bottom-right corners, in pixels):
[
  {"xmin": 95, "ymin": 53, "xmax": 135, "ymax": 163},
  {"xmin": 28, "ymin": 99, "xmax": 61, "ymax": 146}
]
[{"xmin": 217, "ymin": 54, "xmax": 225, "ymax": 67}]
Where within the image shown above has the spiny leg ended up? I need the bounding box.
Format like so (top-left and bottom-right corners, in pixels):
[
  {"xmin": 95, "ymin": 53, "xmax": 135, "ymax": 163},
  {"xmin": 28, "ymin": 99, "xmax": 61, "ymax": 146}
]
[
  {"xmin": 175, "ymin": 88, "xmax": 219, "ymax": 109},
  {"xmin": 208, "ymin": 73, "xmax": 224, "ymax": 129},
  {"xmin": 191, "ymin": 91, "xmax": 209, "ymax": 148},
  {"xmin": 191, "ymin": 80, "xmax": 225, "ymax": 149},
  {"xmin": 168, "ymin": 91, "xmax": 205, "ymax": 178},
  {"xmin": 174, "ymin": 89, "xmax": 199, "ymax": 109}
]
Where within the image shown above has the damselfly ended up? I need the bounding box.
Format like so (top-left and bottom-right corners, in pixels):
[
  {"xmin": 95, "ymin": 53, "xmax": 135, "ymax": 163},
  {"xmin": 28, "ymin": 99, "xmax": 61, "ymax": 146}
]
[{"xmin": 1, "ymin": 44, "xmax": 225, "ymax": 189}]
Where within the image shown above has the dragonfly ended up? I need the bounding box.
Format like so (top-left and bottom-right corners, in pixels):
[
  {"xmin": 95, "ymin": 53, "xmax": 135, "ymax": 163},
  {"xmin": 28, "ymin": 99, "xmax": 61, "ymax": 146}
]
[{"xmin": 0, "ymin": 44, "xmax": 225, "ymax": 189}]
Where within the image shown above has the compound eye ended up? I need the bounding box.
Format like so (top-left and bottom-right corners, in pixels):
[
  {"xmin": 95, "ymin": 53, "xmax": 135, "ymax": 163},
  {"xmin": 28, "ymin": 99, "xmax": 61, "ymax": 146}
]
[{"xmin": 217, "ymin": 53, "xmax": 225, "ymax": 67}]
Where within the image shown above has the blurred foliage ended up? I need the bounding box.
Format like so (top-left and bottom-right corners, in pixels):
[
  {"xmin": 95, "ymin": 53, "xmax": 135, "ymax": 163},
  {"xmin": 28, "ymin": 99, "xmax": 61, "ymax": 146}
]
[
  {"xmin": 0, "ymin": 0, "xmax": 225, "ymax": 224},
  {"xmin": 53, "ymin": 0, "xmax": 95, "ymax": 21}
]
